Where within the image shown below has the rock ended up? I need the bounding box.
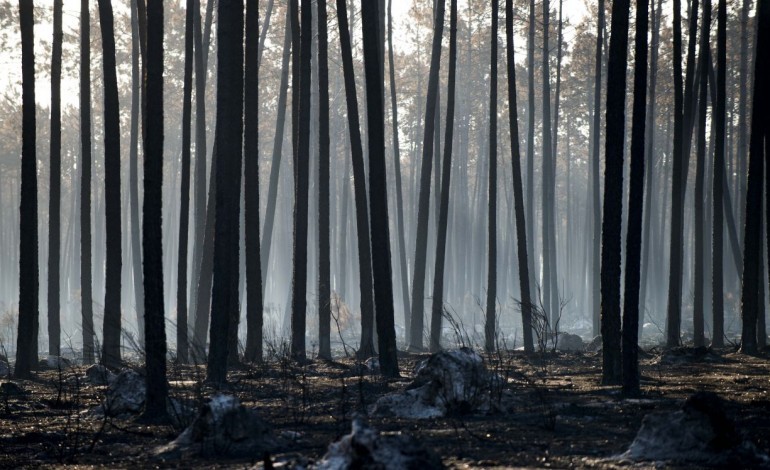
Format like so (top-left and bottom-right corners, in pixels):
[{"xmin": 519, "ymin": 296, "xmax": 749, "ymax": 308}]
[
  {"xmin": 556, "ymin": 333, "xmax": 584, "ymax": 352},
  {"xmin": 102, "ymin": 369, "xmax": 146, "ymax": 416},
  {"xmin": 622, "ymin": 392, "xmax": 750, "ymax": 464},
  {"xmin": 85, "ymin": 364, "xmax": 116, "ymax": 385},
  {"xmin": 156, "ymin": 394, "xmax": 274, "ymax": 458},
  {"xmin": 1, "ymin": 381, "xmax": 26, "ymax": 396},
  {"xmin": 0, "ymin": 360, "xmax": 9, "ymax": 378},
  {"xmin": 39, "ymin": 355, "xmax": 72, "ymax": 370},
  {"xmin": 315, "ymin": 420, "xmax": 443, "ymax": 470},
  {"xmin": 586, "ymin": 335, "xmax": 602, "ymax": 352},
  {"xmin": 373, "ymin": 348, "xmax": 492, "ymax": 418}
]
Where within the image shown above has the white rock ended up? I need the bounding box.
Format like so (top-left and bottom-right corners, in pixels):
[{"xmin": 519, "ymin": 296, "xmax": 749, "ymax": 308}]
[
  {"xmin": 85, "ymin": 364, "xmax": 116, "ymax": 385},
  {"xmin": 556, "ymin": 333, "xmax": 584, "ymax": 352},
  {"xmin": 102, "ymin": 369, "xmax": 146, "ymax": 416}
]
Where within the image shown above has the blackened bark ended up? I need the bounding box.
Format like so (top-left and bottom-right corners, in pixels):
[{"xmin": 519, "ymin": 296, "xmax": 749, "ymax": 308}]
[
  {"xmin": 15, "ymin": 0, "xmax": 38, "ymax": 379},
  {"xmin": 208, "ymin": 0, "xmax": 244, "ymax": 381},
  {"xmin": 591, "ymin": 0, "xmax": 605, "ymax": 336},
  {"xmin": 98, "ymin": 0, "xmax": 124, "ymax": 370},
  {"xmin": 485, "ymin": 0, "xmax": 498, "ymax": 353},
  {"xmin": 80, "ymin": 0, "xmax": 95, "ymax": 366},
  {"xmin": 409, "ymin": 0, "xmax": 445, "ymax": 350},
  {"xmin": 622, "ymin": 0, "xmax": 648, "ymax": 396},
  {"xmin": 711, "ymin": 0, "xmax": 726, "ymax": 347},
  {"xmin": 430, "ymin": 0, "xmax": 457, "ymax": 352},
  {"xmin": 360, "ymin": 0, "xmax": 399, "ymax": 377},
  {"xmin": 335, "ymin": 0, "xmax": 376, "ymax": 358},
  {"xmin": 506, "ymin": 0, "xmax": 534, "ymax": 353},
  {"xmin": 141, "ymin": 0, "xmax": 168, "ymax": 420},
  {"xmin": 48, "ymin": 0, "xmax": 63, "ymax": 357},
  {"xmin": 317, "ymin": 0, "xmax": 332, "ymax": 360},
  {"xmin": 600, "ymin": 0, "xmax": 630, "ymax": 385},
  {"xmin": 177, "ymin": 0, "xmax": 195, "ymax": 364}
]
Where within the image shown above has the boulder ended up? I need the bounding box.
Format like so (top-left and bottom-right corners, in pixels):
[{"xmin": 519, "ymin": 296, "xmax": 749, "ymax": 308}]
[
  {"xmin": 622, "ymin": 392, "xmax": 747, "ymax": 464},
  {"xmin": 0, "ymin": 360, "xmax": 9, "ymax": 378},
  {"xmin": 556, "ymin": 333, "xmax": 584, "ymax": 352},
  {"xmin": 373, "ymin": 348, "xmax": 492, "ymax": 418},
  {"xmin": 102, "ymin": 369, "xmax": 146, "ymax": 416},
  {"xmin": 1, "ymin": 381, "xmax": 26, "ymax": 396},
  {"xmin": 39, "ymin": 355, "xmax": 72, "ymax": 370},
  {"xmin": 85, "ymin": 364, "xmax": 116, "ymax": 385},
  {"xmin": 586, "ymin": 335, "xmax": 603, "ymax": 352},
  {"xmin": 157, "ymin": 394, "xmax": 274, "ymax": 458},
  {"xmin": 315, "ymin": 420, "xmax": 443, "ymax": 469}
]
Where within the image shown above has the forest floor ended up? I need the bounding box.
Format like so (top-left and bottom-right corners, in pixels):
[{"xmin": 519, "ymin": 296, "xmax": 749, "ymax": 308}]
[{"xmin": 1, "ymin": 345, "xmax": 770, "ymax": 468}]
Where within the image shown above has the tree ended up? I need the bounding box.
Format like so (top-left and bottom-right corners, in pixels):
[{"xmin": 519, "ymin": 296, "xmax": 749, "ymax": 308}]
[
  {"xmin": 666, "ymin": 0, "xmax": 686, "ymax": 348},
  {"xmin": 409, "ymin": 0, "xmax": 445, "ymax": 351},
  {"xmin": 541, "ymin": 0, "xmax": 557, "ymax": 322},
  {"xmin": 176, "ymin": 0, "xmax": 195, "ymax": 364},
  {"xmin": 15, "ymin": 0, "xmax": 38, "ymax": 379},
  {"xmin": 335, "ymin": 0, "xmax": 376, "ymax": 358},
  {"xmin": 693, "ymin": 0, "xmax": 711, "ymax": 348},
  {"xmin": 360, "ymin": 0, "xmax": 399, "ymax": 377},
  {"xmin": 429, "ymin": 0, "xmax": 457, "ymax": 352},
  {"xmin": 98, "ymin": 0, "xmax": 124, "ymax": 370},
  {"xmin": 600, "ymin": 0, "xmax": 630, "ymax": 385},
  {"xmin": 506, "ymin": 0, "xmax": 534, "ymax": 353},
  {"xmin": 388, "ymin": 0, "xmax": 411, "ymax": 335},
  {"xmin": 711, "ymin": 0, "xmax": 727, "ymax": 348},
  {"xmin": 590, "ymin": 0, "xmax": 605, "ymax": 336},
  {"xmin": 741, "ymin": 0, "xmax": 769, "ymax": 355},
  {"xmin": 290, "ymin": 0, "xmax": 311, "ymax": 360},
  {"xmin": 243, "ymin": 0, "xmax": 263, "ymax": 363},
  {"xmin": 141, "ymin": 0, "xmax": 168, "ymax": 421},
  {"xmin": 622, "ymin": 0, "xmax": 649, "ymax": 396},
  {"xmin": 317, "ymin": 0, "xmax": 331, "ymax": 360},
  {"xmin": 129, "ymin": 0, "xmax": 145, "ymax": 348},
  {"xmin": 48, "ymin": 0, "xmax": 63, "ymax": 358},
  {"xmin": 485, "ymin": 0, "xmax": 499, "ymax": 353},
  {"xmin": 80, "ymin": 0, "xmax": 95, "ymax": 365},
  {"xmin": 208, "ymin": 0, "xmax": 245, "ymax": 382},
  {"xmin": 526, "ymin": 0, "xmax": 536, "ymax": 292}
]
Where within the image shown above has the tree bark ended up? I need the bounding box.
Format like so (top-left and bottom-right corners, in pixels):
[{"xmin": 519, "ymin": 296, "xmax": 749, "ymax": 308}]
[
  {"xmin": 317, "ymin": 0, "xmax": 332, "ymax": 360},
  {"xmin": 590, "ymin": 0, "xmax": 605, "ymax": 336},
  {"xmin": 48, "ymin": 0, "xmax": 63, "ymax": 358},
  {"xmin": 486, "ymin": 0, "xmax": 499, "ymax": 353}
]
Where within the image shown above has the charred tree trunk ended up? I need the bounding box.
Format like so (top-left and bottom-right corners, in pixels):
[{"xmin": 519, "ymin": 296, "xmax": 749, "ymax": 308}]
[
  {"xmin": 317, "ymin": 0, "xmax": 331, "ymax": 360},
  {"xmin": 48, "ymin": 0, "xmax": 63, "ymax": 357},
  {"xmin": 486, "ymin": 0, "xmax": 499, "ymax": 353},
  {"xmin": 591, "ymin": 0, "xmax": 605, "ymax": 336}
]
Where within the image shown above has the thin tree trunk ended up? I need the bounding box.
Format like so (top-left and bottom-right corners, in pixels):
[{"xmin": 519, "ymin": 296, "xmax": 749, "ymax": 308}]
[
  {"xmin": 485, "ymin": 0, "xmax": 499, "ymax": 353},
  {"xmin": 388, "ymin": 0, "xmax": 411, "ymax": 337},
  {"xmin": 317, "ymin": 0, "xmax": 332, "ymax": 360},
  {"xmin": 506, "ymin": 0, "xmax": 534, "ymax": 353},
  {"xmin": 98, "ymin": 0, "xmax": 123, "ymax": 369},
  {"xmin": 600, "ymin": 0, "xmax": 630, "ymax": 385},
  {"xmin": 622, "ymin": 0, "xmax": 648, "ymax": 396},
  {"xmin": 429, "ymin": 0, "xmax": 457, "ymax": 352},
  {"xmin": 591, "ymin": 0, "xmax": 605, "ymax": 336},
  {"xmin": 140, "ymin": 0, "xmax": 168, "ymax": 421},
  {"xmin": 408, "ymin": 0, "xmax": 445, "ymax": 350},
  {"xmin": 527, "ymin": 0, "xmax": 537, "ymax": 291},
  {"xmin": 360, "ymin": 0, "xmax": 399, "ymax": 377},
  {"xmin": 48, "ymin": 0, "xmax": 63, "ymax": 357},
  {"xmin": 208, "ymin": 0, "xmax": 245, "ymax": 382}
]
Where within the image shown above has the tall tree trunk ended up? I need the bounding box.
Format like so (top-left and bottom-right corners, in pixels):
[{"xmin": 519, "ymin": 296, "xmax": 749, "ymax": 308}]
[
  {"xmin": 336, "ymin": 0, "xmax": 377, "ymax": 358},
  {"xmin": 98, "ymin": 0, "xmax": 124, "ymax": 370},
  {"xmin": 506, "ymin": 0, "xmax": 534, "ymax": 353},
  {"xmin": 129, "ymin": 0, "xmax": 145, "ymax": 346},
  {"xmin": 388, "ymin": 0, "xmax": 411, "ymax": 336},
  {"xmin": 622, "ymin": 0, "xmax": 648, "ymax": 396},
  {"xmin": 743, "ymin": 0, "xmax": 770, "ymax": 354},
  {"xmin": 600, "ymin": 0, "xmax": 630, "ymax": 385},
  {"xmin": 639, "ymin": 0, "xmax": 662, "ymax": 329},
  {"xmin": 693, "ymin": 0, "xmax": 711, "ymax": 348},
  {"xmin": 176, "ymin": 0, "xmax": 195, "ymax": 364},
  {"xmin": 591, "ymin": 0, "xmax": 605, "ymax": 336},
  {"xmin": 541, "ymin": 0, "xmax": 557, "ymax": 321},
  {"xmin": 429, "ymin": 0, "xmax": 457, "ymax": 352},
  {"xmin": 485, "ymin": 0, "xmax": 499, "ymax": 353},
  {"xmin": 243, "ymin": 0, "xmax": 263, "ymax": 363},
  {"xmin": 711, "ymin": 0, "xmax": 727, "ymax": 348},
  {"xmin": 260, "ymin": 8, "xmax": 291, "ymax": 298},
  {"xmin": 80, "ymin": 0, "xmax": 95, "ymax": 366},
  {"xmin": 48, "ymin": 0, "xmax": 63, "ymax": 357},
  {"xmin": 666, "ymin": 0, "xmax": 687, "ymax": 347},
  {"xmin": 15, "ymin": 0, "xmax": 38, "ymax": 379},
  {"xmin": 208, "ymin": 0, "xmax": 245, "ymax": 381},
  {"xmin": 526, "ymin": 0, "xmax": 537, "ymax": 290},
  {"xmin": 408, "ymin": 0, "xmax": 445, "ymax": 351},
  {"xmin": 737, "ymin": 0, "xmax": 750, "ymax": 243},
  {"xmin": 290, "ymin": 0, "xmax": 312, "ymax": 360},
  {"xmin": 317, "ymin": 0, "xmax": 331, "ymax": 360},
  {"xmin": 140, "ymin": 0, "xmax": 168, "ymax": 421},
  {"xmin": 360, "ymin": 0, "xmax": 399, "ymax": 377}
]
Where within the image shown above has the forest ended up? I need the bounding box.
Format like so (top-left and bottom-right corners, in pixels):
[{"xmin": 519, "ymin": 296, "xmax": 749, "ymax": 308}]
[{"xmin": 0, "ymin": 0, "xmax": 769, "ymax": 467}]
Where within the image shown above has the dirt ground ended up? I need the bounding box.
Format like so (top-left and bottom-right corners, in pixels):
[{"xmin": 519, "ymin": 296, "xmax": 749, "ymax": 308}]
[{"xmin": 1, "ymin": 346, "xmax": 769, "ymax": 468}]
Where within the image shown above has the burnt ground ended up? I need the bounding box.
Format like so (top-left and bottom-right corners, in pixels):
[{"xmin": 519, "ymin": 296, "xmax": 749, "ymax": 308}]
[{"xmin": 1, "ymin": 346, "xmax": 770, "ymax": 468}]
